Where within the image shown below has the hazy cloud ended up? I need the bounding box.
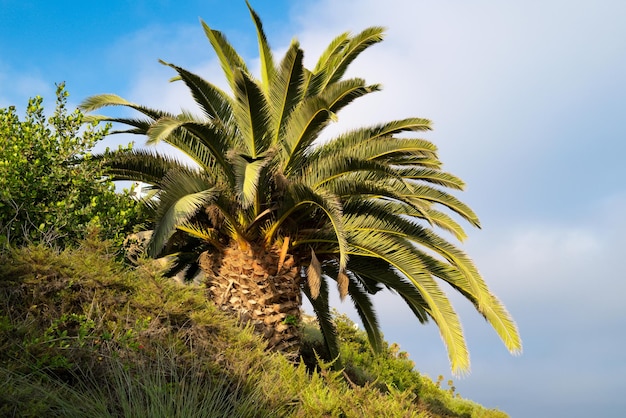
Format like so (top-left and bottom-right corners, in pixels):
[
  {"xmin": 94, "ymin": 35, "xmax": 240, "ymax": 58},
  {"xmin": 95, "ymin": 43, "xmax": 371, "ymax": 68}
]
[{"xmin": 0, "ymin": 69, "xmax": 54, "ymax": 112}]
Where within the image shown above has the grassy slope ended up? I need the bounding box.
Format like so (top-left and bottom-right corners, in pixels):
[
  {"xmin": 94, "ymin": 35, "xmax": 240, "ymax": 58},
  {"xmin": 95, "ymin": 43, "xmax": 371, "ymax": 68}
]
[{"xmin": 0, "ymin": 240, "xmax": 508, "ymax": 417}]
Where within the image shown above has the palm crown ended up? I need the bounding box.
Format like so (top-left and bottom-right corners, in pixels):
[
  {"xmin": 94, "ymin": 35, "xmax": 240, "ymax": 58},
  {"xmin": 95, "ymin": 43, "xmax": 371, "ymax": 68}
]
[{"xmin": 81, "ymin": 2, "xmax": 521, "ymax": 374}]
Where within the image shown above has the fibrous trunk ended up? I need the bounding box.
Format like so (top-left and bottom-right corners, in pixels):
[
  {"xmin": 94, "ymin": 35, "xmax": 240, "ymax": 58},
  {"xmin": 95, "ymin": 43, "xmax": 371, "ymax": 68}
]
[{"xmin": 199, "ymin": 242, "xmax": 302, "ymax": 357}]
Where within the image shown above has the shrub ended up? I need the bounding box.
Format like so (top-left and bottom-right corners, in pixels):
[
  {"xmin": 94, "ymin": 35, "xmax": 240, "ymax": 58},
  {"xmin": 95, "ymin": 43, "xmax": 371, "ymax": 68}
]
[{"xmin": 0, "ymin": 84, "xmax": 148, "ymax": 250}]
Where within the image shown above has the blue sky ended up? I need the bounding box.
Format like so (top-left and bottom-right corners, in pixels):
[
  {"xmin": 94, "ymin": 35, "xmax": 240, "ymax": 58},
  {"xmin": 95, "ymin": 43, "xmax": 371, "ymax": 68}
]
[{"xmin": 2, "ymin": 1, "xmax": 625, "ymax": 416}]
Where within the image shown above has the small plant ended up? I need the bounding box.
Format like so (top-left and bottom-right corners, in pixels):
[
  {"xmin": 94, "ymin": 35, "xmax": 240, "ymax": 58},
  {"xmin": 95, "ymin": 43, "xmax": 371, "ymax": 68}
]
[
  {"xmin": 283, "ymin": 314, "xmax": 298, "ymax": 326},
  {"xmin": 448, "ymin": 379, "xmax": 457, "ymax": 396}
]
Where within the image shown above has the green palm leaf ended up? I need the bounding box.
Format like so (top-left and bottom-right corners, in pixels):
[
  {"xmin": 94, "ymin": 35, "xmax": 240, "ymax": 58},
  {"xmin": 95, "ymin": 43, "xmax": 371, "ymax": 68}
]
[
  {"xmin": 247, "ymin": 0, "xmax": 275, "ymax": 91},
  {"xmin": 324, "ymin": 177, "xmax": 434, "ymax": 223},
  {"xmin": 322, "ymin": 78, "xmax": 381, "ymax": 115},
  {"xmin": 230, "ymin": 151, "xmax": 270, "ymax": 209},
  {"xmin": 349, "ymin": 231, "xmax": 470, "ymax": 374},
  {"xmin": 79, "ymin": 94, "xmax": 173, "ymax": 121},
  {"xmin": 96, "ymin": 149, "xmax": 193, "ymax": 186},
  {"xmin": 323, "ymin": 261, "xmax": 384, "ymax": 353},
  {"xmin": 232, "ymin": 69, "xmax": 273, "ymax": 158},
  {"xmin": 312, "ymin": 118, "xmax": 433, "ymax": 161},
  {"xmin": 269, "ymin": 40, "xmax": 305, "ymax": 145},
  {"xmin": 396, "ymin": 167, "xmax": 466, "ymax": 190},
  {"xmin": 83, "ymin": 115, "xmax": 154, "ymax": 135},
  {"xmin": 281, "ymin": 96, "xmax": 332, "ymax": 175},
  {"xmin": 177, "ymin": 222, "xmax": 222, "ymax": 249},
  {"xmin": 413, "ymin": 250, "xmax": 522, "ymax": 355},
  {"xmin": 422, "ymin": 208, "xmax": 468, "ymax": 241},
  {"xmin": 269, "ymin": 184, "xmax": 349, "ymax": 288},
  {"xmin": 158, "ymin": 60, "xmax": 233, "ymax": 127},
  {"xmin": 347, "ymin": 255, "xmax": 430, "ymax": 324},
  {"xmin": 201, "ymin": 20, "xmax": 249, "ymax": 88},
  {"xmin": 344, "ymin": 210, "xmax": 513, "ymax": 345},
  {"xmin": 315, "ymin": 27, "xmax": 385, "ymax": 93},
  {"xmin": 312, "ymin": 31, "xmax": 350, "ymax": 74},
  {"xmin": 298, "ymin": 156, "xmax": 400, "ymax": 190},
  {"xmin": 347, "ymin": 277, "xmax": 383, "ymax": 353},
  {"xmin": 146, "ymin": 117, "xmax": 233, "ymax": 178},
  {"xmin": 149, "ymin": 168, "xmax": 217, "ymax": 256},
  {"xmin": 302, "ymin": 274, "xmax": 340, "ymax": 362},
  {"xmin": 407, "ymin": 185, "xmax": 480, "ymax": 227}
]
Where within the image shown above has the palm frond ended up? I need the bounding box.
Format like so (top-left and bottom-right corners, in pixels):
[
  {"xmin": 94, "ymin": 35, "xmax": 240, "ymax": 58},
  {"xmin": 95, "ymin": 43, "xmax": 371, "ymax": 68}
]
[
  {"xmin": 146, "ymin": 117, "xmax": 233, "ymax": 179},
  {"xmin": 312, "ymin": 31, "xmax": 350, "ymax": 74},
  {"xmin": 318, "ymin": 27, "xmax": 385, "ymax": 91},
  {"xmin": 323, "ymin": 177, "xmax": 434, "ymax": 223},
  {"xmin": 479, "ymin": 294, "xmax": 523, "ymax": 355},
  {"xmin": 370, "ymin": 142, "xmax": 440, "ymax": 165},
  {"xmin": 269, "ymin": 40, "xmax": 305, "ymax": 145},
  {"xmin": 323, "ymin": 261, "xmax": 384, "ymax": 352},
  {"xmin": 95, "ymin": 149, "xmax": 191, "ymax": 186},
  {"xmin": 201, "ymin": 20, "xmax": 249, "ymax": 88},
  {"xmin": 232, "ymin": 69, "xmax": 273, "ymax": 158},
  {"xmin": 247, "ymin": 0, "xmax": 275, "ymax": 91},
  {"xmin": 407, "ymin": 185, "xmax": 480, "ymax": 228},
  {"xmin": 83, "ymin": 115, "xmax": 155, "ymax": 135},
  {"xmin": 413, "ymin": 250, "xmax": 522, "ymax": 355},
  {"xmin": 269, "ymin": 184, "xmax": 349, "ymax": 278},
  {"xmin": 148, "ymin": 169, "xmax": 217, "ymax": 257},
  {"xmin": 229, "ymin": 151, "xmax": 270, "ymax": 209},
  {"xmin": 159, "ymin": 60, "xmax": 234, "ymax": 127},
  {"xmin": 302, "ymin": 274, "xmax": 340, "ymax": 362},
  {"xmin": 422, "ymin": 208, "xmax": 468, "ymax": 242},
  {"xmin": 321, "ymin": 78, "xmax": 381, "ymax": 115},
  {"xmin": 346, "ymin": 255, "xmax": 430, "ymax": 324},
  {"xmin": 345, "ymin": 210, "xmax": 487, "ymax": 311},
  {"xmin": 307, "ymin": 248, "xmax": 322, "ymax": 299},
  {"xmin": 348, "ymin": 231, "xmax": 470, "ymax": 374},
  {"xmin": 342, "ymin": 198, "xmax": 468, "ymax": 242},
  {"xmin": 304, "ymin": 33, "xmax": 349, "ymax": 98},
  {"xmin": 79, "ymin": 94, "xmax": 175, "ymax": 121},
  {"xmin": 297, "ymin": 156, "xmax": 402, "ymax": 190},
  {"xmin": 177, "ymin": 222, "xmax": 222, "ymax": 249},
  {"xmin": 396, "ymin": 167, "xmax": 466, "ymax": 190},
  {"xmin": 281, "ymin": 96, "xmax": 332, "ymax": 175},
  {"xmin": 347, "ymin": 277, "xmax": 383, "ymax": 352},
  {"xmin": 146, "ymin": 116, "xmax": 186, "ymax": 145},
  {"xmin": 312, "ymin": 118, "xmax": 433, "ymax": 161}
]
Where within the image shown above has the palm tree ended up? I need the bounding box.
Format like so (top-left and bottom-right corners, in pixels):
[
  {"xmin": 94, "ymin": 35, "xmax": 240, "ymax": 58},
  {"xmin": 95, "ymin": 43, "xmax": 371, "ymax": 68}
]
[{"xmin": 81, "ymin": 2, "xmax": 521, "ymax": 373}]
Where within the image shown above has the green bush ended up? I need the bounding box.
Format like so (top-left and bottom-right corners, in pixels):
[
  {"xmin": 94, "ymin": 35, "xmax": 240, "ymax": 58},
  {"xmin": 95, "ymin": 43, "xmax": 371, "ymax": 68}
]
[{"xmin": 0, "ymin": 84, "xmax": 148, "ymax": 250}]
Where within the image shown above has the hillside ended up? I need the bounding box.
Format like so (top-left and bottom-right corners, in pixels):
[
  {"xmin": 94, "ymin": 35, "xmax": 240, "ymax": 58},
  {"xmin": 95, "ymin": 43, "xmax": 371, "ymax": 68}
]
[{"xmin": 0, "ymin": 239, "xmax": 508, "ymax": 417}]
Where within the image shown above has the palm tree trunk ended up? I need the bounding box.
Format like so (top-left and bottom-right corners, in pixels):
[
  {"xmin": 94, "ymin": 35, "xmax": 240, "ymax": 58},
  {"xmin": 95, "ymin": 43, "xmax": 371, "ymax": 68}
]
[{"xmin": 199, "ymin": 243, "xmax": 302, "ymax": 357}]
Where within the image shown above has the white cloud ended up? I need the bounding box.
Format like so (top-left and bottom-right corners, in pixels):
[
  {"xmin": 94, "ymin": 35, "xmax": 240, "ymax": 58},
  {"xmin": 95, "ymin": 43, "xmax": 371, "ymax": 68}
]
[
  {"xmin": 0, "ymin": 69, "xmax": 54, "ymax": 112},
  {"xmin": 468, "ymin": 192, "xmax": 626, "ymax": 308},
  {"xmin": 289, "ymin": 0, "xmax": 626, "ymax": 208}
]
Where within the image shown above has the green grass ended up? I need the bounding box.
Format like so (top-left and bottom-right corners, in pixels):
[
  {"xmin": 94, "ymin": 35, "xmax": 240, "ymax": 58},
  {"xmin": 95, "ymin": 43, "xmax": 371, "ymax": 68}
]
[
  {"xmin": 0, "ymin": 240, "xmax": 508, "ymax": 417},
  {"xmin": 1, "ymin": 352, "xmax": 270, "ymax": 417}
]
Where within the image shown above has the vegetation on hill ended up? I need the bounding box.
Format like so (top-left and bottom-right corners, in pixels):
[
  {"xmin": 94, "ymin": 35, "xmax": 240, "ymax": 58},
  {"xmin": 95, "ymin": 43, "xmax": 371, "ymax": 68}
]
[{"xmin": 0, "ymin": 240, "xmax": 508, "ymax": 417}]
